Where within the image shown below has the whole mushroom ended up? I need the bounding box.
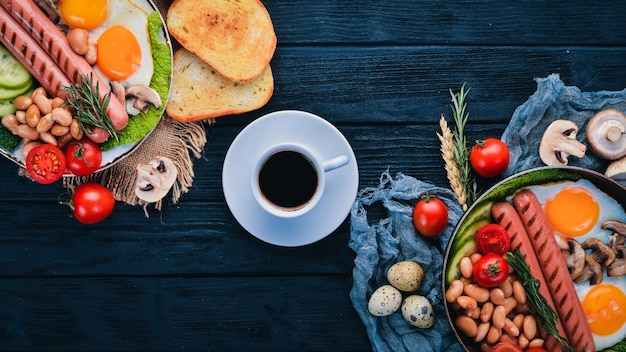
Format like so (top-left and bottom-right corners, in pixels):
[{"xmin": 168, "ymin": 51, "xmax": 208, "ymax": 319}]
[
  {"xmin": 539, "ymin": 120, "xmax": 586, "ymax": 166},
  {"xmin": 586, "ymin": 109, "xmax": 626, "ymax": 160},
  {"xmin": 135, "ymin": 156, "xmax": 178, "ymax": 203}
]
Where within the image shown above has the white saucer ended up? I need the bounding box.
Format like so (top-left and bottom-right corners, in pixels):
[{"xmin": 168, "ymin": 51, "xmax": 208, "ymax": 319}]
[{"xmin": 222, "ymin": 110, "xmax": 359, "ymax": 247}]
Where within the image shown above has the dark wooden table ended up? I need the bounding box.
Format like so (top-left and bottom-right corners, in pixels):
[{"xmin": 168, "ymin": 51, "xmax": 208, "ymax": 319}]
[{"xmin": 2, "ymin": 1, "xmax": 626, "ymax": 351}]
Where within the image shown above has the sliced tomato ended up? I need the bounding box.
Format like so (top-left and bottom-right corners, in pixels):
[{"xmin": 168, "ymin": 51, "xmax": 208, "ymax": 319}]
[
  {"xmin": 25, "ymin": 144, "xmax": 66, "ymax": 184},
  {"xmin": 476, "ymin": 223, "xmax": 510, "ymax": 255},
  {"xmin": 491, "ymin": 342, "xmax": 523, "ymax": 352}
]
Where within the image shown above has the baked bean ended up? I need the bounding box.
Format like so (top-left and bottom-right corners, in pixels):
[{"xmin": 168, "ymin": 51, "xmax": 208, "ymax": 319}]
[
  {"xmin": 503, "ymin": 297, "xmax": 517, "ymax": 314},
  {"xmin": 503, "ymin": 318, "xmax": 520, "ymax": 337},
  {"xmin": 515, "ymin": 301, "xmax": 530, "ymax": 314},
  {"xmin": 13, "ymin": 95, "xmax": 32, "ymax": 110},
  {"xmin": 490, "ymin": 288, "xmax": 506, "ymax": 306},
  {"xmin": 492, "ymin": 305, "xmax": 506, "ymax": 329},
  {"xmin": 51, "ymin": 125, "xmax": 70, "ymax": 137},
  {"xmin": 51, "ymin": 97, "xmax": 65, "ymax": 109},
  {"xmin": 2, "ymin": 114, "xmax": 19, "ymax": 132},
  {"xmin": 25, "ymin": 104, "xmax": 40, "ymax": 128},
  {"xmin": 16, "ymin": 124, "xmax": 39, "ymax": 140},
  {"xmin": 456, "ymin": 296, "xmax": 478, "ymax": 309},
  {"xmin": 31, "ymin": 87, "xmax": 45, "ymax": 100},
  {"xmin": 486, "ymin": 326, "xmax": 501, "ymax": 345},
  {"xmin": 70, "ymin": 119, "xmax": 83, "ymax": 140},
  {"xmin": 460, "ymin": 257, "xmax": 473, "ymax": 278},
  {"xmin": 499, "ymin": 333, "xmax": 516, "ymax": 343},
  {"xmin": 37, "ymin": 114, "xmax": 54, "ymax": 133},
  {"xmin": 56, "ymin": 133, "xmax": 74, "ymax": 149},
  {"xmin": 16, "ymin": 110, "xmax": 26, "ymax": 124},
  {"xmin": 479, "ymin": 342, "xmax": 492, "ymax": 352},
  {"xmin": 513, "ymin": 280, "xmax": 527, "ymax": 304},
  {"xmin": 474, "ymin": 322, "xmax": 490, "ymax": 343},
  {"xmin": 456, "ymin": 315, "xmax": 478, "ymax": 337},
  {"xmin": 499, "ymin": 277, "xmax": 513, "ymax": 297},
  {"xmin": 523, "ymin": 315, "xmax": 537, "ymax": 340},
  {"xmin": 51, "ymin": 107, "xmax": 73, "ymax": 126},
  {"xmin": 464, "ymin": 284, "xmax": 490, "ymax": 303},
  {"xmin": 470, "ymin": 252, "xmax": 482, "ymax": 264},
  {"xmin": 518, "ymin": 334, "xmax": 529, "ymax": 349},
  {"xmin": 21, "ymin": 141, "xmax": 42, "ymax": 158},
  {"xmin": 39, "ymin": 131, "xmax": 57, "ymax": 146},
  {"xmin": 528, "ymin": 338, "xmax": 544, "ymax": 348},
  {"xmin": 67, "ymin": 28, "xmax": 89, "ymax": 55},
  {"xmin": 446, "ymin": 280, "xmax": 463, "ymax": 303},
  {"xmin": 34, "ymin": 94, "xmax": 52, "ymax": 115},
  {"xmin": 512, "ymin": 314, "xmax": 525, "ymax": 330},
  {"xmin": 465, "ymin": 306, "xmax": 481, "ymax": 319},
  {"xmin": 480, "ymin": 301, "xmax": 494, "ymax": 323}
]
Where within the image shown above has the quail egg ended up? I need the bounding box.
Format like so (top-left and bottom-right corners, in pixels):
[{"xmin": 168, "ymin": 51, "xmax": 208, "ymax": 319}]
[
  {"xmin": 387, "ymin": 261, "xmax": 424, "ymax": 292},
  {"xmin": 367, "ymin": 284, "xmax": 402, "ymax": 316},
  {"xmin": 401, "ymin": 295, "xmax": 434, "ymax": 328}
]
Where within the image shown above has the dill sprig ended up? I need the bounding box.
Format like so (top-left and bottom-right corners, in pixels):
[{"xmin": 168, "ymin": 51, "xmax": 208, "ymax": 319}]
[
  {"xmin": 61, "ymin": 74, "xmax": 119, "ymax": 142},
  {"xmin": 448, "ymin": 84, "xmax": 477, "ymax": 206},
  {"xmin": 505, "ymin": 249, "xmax": 575, "ymax": 352}
]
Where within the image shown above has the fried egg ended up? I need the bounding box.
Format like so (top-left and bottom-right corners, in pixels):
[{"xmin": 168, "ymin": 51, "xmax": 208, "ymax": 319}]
[
  {"xmin": 527, "ymin": 179, "xmax": 626, "ymax": 349},
  {"xmin": 58, "ymin": 0, "xmax": 154, "ymax": 113}
]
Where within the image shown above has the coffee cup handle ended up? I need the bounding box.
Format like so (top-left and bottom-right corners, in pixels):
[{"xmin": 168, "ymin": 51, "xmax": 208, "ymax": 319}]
[{"xmin": 322, "ymin": 155, "xmax": 349, "ymax": 172}]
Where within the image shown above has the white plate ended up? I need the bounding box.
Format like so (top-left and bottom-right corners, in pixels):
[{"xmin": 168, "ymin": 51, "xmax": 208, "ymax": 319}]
[
  {"xmin": 222, "ymin": 110, "xmax": 359, "ymax": 247},
  {"xmin": 0, "ymin": 0, "xmax": 171, "ymax": 174}
]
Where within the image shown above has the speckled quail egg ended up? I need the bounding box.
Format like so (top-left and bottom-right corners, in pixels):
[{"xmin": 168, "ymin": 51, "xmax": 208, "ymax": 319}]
[
  {"xmin": 401, "ymin": 295, "xmax": 434, "ymax": 328},
  {"xmin": 387, "ymin": 261, "xmax": 424, "ymax": 292},
  {"xmin": 367, "ymin": 284, "xmax": 402, "ymax": 316}
]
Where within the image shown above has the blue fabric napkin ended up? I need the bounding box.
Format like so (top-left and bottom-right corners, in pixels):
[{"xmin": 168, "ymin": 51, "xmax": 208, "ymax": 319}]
[{"xmin": 349, "ymin": 74, "xmax": 626, "ymax": 351}]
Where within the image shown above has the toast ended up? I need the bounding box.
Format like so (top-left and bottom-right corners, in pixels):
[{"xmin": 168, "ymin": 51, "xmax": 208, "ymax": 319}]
[
  {"xmin": 165, "ymin": 48, "xmax": 274, "ymax": 122},
  {"xmin": 166, "ymin": 0, "xmax": 277, "ymax": 83}
]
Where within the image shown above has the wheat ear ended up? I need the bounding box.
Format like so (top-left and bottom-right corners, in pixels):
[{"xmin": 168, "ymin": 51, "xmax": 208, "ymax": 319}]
[{"xmin": 437, "ymin": 115, "xmax": 468, "ymax": 211}]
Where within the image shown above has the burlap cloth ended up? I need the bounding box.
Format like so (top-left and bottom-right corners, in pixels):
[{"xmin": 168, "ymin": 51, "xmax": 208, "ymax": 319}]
[{"xmin": 69, "ymin": 0, "xmax": 212, "ymax": 213}]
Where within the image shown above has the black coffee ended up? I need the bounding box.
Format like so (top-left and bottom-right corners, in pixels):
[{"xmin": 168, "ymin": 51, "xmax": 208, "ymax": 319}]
[{"xmin": 258, "ymin": 150, "xmax": 318, "ymax": 209}]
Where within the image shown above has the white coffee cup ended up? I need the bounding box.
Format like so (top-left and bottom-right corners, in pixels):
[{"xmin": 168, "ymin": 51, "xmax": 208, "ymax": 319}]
[{"xmin": 250, "ymin": 143, "xmax": 349, "ymax": 218}]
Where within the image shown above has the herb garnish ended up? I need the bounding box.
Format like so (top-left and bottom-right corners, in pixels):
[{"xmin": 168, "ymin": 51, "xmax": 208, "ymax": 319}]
[
  {"xmin": 61, "ymin": 73, "xmax": 119, "ymax": 142},
  {"xmin": 505, "ymin": 249, "xmax": 576, "ymax": 352}
]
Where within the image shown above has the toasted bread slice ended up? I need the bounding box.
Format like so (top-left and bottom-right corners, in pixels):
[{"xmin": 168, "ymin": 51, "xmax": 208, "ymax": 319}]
[
  {"xmin": 166, "ymin": 48, "xmax": 274, "ymax": 122},
  {"xmin": 167, "ymin": 0, "xmax": 277, "ymax": 83}
]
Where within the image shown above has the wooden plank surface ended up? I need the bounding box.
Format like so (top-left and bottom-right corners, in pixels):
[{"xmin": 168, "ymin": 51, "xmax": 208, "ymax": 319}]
[{"xmin": 1, "ymin": 0, "xmax": 625, "ymax": 350}]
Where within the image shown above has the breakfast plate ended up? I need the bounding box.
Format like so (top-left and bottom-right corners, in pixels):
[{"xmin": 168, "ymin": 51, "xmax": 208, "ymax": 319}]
[
  {"xmin": 0, "ymin": 0, "xmax": 172, "ymax": 174},
  {"xmin": 222, "ymin": 110, "xmax": 359, "ymax": 247},
  {"xmin": 443, "ymin": 166, "xmax": 626, "ymax": 351}
]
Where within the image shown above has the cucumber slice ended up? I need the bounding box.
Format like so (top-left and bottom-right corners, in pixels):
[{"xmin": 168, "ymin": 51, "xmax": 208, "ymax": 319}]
[
  {"xmin": 0, "ymin": 79, "xmax": 32, "ymax": 100},
  {"xmin": 0, "ymin": 98, "xmax": 17, "ymax": 117},
  {"xmin": 0, "ymin": 45, "xmax": 32, "ymax": 89}
]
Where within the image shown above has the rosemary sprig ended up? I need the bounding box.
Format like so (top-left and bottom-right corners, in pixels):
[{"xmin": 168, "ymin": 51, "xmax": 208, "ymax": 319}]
[
  {"xmin": 448, "ymin": 84, "xmax": 477, "ymax": 206},
  {"xmin": 61, "ymin": 73, "xmax": 119, "ymax": 142},
  {"xmin": 505, "ymin": 249, "xmax": 575, "ymax": 352}
]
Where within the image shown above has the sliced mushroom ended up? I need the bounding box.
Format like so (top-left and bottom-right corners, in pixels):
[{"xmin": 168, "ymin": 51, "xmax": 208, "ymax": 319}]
[
  {"xmin": 126, "ymin": 84, "xmax": 162, "ymax": 113},
  {"xmin": 562, "ymin": 239, "xmax": 586, "ymax": 280},
  {"xmin": 135, "ymin": 156, "xmax": 178, "ymax": 203},
  {"xmin": 605, "ymin": 156, "xmax": 626, "ymax": 179},
  {"xmin": 603, "ymin": 220, "xmax": 626, "ymax": 236},
  {"xmin": 539, "ymin": 119, "xmax": 587, "ymax": 166},
  {"xmin": 586, "ymin": 109, "xmax": 626, "ymax": 160},
  {"xmin": 608, "ymin": 245, "xmax": 626, "ymax": 277},
  {"xmin": 110, "ymin": 81, "xmax": 126, "ymax": 109},
  {"xmin": 574, "ymin": 254, "xmax": 603, "ymax": 285},
  {"xmin": 582, "ymin": 237, "xmax": 616, "ymax": 267}
]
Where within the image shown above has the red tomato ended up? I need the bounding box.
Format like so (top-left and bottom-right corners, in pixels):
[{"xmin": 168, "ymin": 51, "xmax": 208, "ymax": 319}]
[
  {"xmin": 472, "ymin": 253, "xmax": 509, "ymax": 288},
  {"xmin": 524, "ymin": 348, "xmax": 548, "ymax": 352},
  {"xmin": 412, "ymin": 194, "xmax": 449, "ymax": 237},
  {"xmin": 491, "ymin": 342, "xmax": 523, "ymax": 352},
  {"xmin": 476, "ymin": 223, "xmax": 510, "ymax": 255},
  {"xmin": 65, "ymin": 138, "xmax": 102, "ymax": 176},
  {"xmin": 469, "ymin": 138, "xmax": 510, "ymax": 178},
  {"xmin": 25, "ymin": 144, "xmax": 66, "ymax": 184},
  {"xmin": 71, "ymin": 183, "xmax": 115, "ymax": 224}
]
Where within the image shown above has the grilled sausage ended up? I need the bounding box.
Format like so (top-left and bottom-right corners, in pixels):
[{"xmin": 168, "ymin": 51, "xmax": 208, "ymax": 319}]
[
  {"xmin": 513, "ymin": 190, "xmax": 595, "ymax": 352},
  {"xmin": 0, "ymin": 5, "xmax": 70, "ymax": 98},
  {"xmin": 492, "ymin": 201, "xmax": 567, "ymax": 351},
  {"xmin": 1, "ymin": 0, "xmax": 129, "ymax": 131}
]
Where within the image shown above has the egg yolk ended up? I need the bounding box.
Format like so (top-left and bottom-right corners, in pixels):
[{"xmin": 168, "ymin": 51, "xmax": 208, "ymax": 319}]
[
  {"xmin": 96, "ymin": 25, "xmax": 142, "ymax": 81},
  {"xmin": 59, "ymin": 0, "xmax": 108, "ymax": 30},
  {"xmin": 582, "ymin": 284, "xmax": 626, "ymax": 336},
  {"xmin": 545, "ymin": 186, "xmax": 599, "ymax": 237}
]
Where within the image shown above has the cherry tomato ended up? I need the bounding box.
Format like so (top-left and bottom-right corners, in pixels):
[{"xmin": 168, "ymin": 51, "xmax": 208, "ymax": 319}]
[
  {"xmin": 71, "ymin": 183, "xmax": 115, "ymax": 224},
  {"xmin": 65, "ymin": 138, "xmax": 102, "ymax": 176},
  {"xmin": 412, "ymin": 194, "xmax": 449, "ymax": 237},
  {"xmin": 491, "ymin": 342, "xmax": 523, "ymax": 352},
  {"xmin": 524, "ymin": 348, "xmax": 548, "ymax": 352},
  {"xmin": 472, "ymin": 253, "xmax": 509, "ymax": 288},
  {"xmin": 476, "ymin": 223, "xmax": 510, "ymax": 255},
  {"xmin": 469, "ymin": 138, "xmax": 510, "ymax": 178},
  {"xmin": 25, "ymin": 144, "xmax": 66, "ymax": 184}
]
